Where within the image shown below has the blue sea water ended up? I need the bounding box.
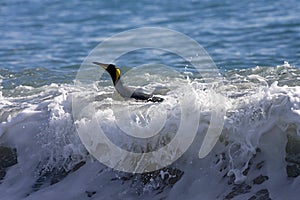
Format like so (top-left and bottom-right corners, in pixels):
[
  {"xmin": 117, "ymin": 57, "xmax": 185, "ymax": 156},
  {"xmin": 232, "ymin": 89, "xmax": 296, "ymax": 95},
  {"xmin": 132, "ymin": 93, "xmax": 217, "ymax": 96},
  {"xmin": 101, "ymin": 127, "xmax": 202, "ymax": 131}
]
[
  {"xmin": 1, "ymin": 0, "xmax": 300, "ymax": 200},
  {"xmin": 1, "ymin": 0, "xmax": 300, "ymax": 72}
]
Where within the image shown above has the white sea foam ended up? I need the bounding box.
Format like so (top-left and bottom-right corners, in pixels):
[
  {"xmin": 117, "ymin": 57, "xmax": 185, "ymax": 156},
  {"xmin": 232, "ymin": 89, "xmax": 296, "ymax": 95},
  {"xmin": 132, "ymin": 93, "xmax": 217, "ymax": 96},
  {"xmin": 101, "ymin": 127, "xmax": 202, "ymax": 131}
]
[{"xmin": 1, "ymin": 63, "xmax": 300, "ymax": 199}]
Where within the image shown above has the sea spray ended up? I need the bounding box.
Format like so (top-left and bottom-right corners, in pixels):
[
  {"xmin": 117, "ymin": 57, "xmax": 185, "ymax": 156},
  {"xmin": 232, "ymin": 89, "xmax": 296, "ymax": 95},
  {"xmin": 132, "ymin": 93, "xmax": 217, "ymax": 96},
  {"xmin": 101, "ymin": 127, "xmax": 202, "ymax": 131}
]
[{"xmin": 1, "ymin": 63, "xmax": 300, "ymax": 199}]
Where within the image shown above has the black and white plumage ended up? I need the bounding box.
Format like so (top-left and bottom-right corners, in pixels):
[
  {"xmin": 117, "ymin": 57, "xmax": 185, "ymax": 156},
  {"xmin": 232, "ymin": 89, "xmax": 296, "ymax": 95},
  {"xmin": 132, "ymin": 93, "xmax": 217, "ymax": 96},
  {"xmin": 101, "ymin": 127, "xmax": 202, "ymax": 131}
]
[{"xmin": 93, "ymin": 62, "xmax": 164, "ymax": 103}]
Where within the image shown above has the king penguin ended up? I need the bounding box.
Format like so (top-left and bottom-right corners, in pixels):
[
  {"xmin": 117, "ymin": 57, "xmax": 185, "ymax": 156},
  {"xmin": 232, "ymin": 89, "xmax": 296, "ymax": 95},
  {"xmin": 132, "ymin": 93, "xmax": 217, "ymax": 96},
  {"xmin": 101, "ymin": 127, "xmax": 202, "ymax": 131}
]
[{"xmin": 93, "ymin": 62, "xmax": 164, "ymax": 102}]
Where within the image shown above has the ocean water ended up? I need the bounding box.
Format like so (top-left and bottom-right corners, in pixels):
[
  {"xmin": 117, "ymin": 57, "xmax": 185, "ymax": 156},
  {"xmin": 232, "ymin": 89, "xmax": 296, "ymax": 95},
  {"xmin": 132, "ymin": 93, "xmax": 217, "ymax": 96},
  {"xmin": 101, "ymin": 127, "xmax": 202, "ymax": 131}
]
[{"xmin": 1, "ymin": 0, "xmax": 300, "ymax": 199}]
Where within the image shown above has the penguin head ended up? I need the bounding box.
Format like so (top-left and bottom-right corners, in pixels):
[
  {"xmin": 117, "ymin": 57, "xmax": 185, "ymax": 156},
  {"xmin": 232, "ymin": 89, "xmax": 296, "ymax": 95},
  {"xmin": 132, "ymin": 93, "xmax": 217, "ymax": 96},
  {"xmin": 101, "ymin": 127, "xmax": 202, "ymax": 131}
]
[{"xmin": 93, "ymin": 62, "xmax": 121, "ymax": 85}]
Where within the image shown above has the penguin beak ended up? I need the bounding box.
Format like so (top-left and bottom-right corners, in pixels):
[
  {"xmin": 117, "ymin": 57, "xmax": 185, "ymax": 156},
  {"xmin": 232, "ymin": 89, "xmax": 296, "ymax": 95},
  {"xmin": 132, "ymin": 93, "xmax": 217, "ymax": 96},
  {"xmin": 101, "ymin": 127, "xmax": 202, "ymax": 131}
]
[{"xmin": 93, "ymin": 62, "xmax": 110, "ymax": 70}]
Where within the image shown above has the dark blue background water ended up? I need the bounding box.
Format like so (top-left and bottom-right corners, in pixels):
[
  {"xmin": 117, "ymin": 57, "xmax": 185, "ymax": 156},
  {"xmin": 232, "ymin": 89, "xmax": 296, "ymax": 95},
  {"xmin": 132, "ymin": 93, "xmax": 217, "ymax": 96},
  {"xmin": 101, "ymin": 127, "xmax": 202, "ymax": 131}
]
[{"xmin": 1, "ymin": 0, "xmax": 300, "ymax": 82}]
